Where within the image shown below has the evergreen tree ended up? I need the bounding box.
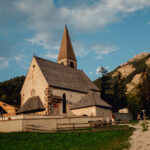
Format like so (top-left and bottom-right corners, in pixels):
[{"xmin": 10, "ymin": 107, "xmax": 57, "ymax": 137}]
[
  {"xmin": 127, "ymin": 93, "xmax": 142, "ymax": 119},
  {"xmin": 112, "ymin": 72, "xmax": 127, "ymax": 111},
  {"xmin": 0, "ymin": 76, "xmax": 25, "ymax": 106},
  {"xmin": 137, "ymin": 68, "xmax": 150, "ymax": 116}
]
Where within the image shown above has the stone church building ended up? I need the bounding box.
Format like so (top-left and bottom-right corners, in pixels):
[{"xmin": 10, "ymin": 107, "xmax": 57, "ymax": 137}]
[{"xmin": 18, "ymin": 25, "xmax": 112, "ymax": 119}]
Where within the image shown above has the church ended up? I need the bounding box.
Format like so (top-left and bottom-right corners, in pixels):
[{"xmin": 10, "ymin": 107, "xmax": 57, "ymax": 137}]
[{"xmin": 17, "ymin": 25, "xmax": 112, "ymax": 119}]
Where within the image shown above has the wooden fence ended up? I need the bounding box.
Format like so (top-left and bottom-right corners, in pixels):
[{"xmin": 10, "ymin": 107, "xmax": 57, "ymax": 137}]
[{"xmin": 56, "ymin": 121, "xmax": 129, "ymax": 132}]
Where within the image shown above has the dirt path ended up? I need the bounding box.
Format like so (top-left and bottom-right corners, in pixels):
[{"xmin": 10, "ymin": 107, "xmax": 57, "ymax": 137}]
[{"xmin": 129, "ymin": 120, "xmax": 150, "ymax": 150}]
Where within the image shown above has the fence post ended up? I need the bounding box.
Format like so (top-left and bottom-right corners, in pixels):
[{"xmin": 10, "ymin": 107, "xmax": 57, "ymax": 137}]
[
  {"xmin": 73, "ymin": 123, "xmax": 75, "ymax": 132},
  {"xmin": 56, "ymin": 123, "xmax": 58, "ymax": 131},
  {"xmin": 107, "ymin": 122, "xmax": 109, "ymax": 130}
]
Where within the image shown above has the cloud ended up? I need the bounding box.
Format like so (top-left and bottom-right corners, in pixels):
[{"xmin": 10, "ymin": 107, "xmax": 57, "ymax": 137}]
[
  {"xmin": 13, "ymin": 0, "xmax": 150, "ymax": 57},
  {"xmin": 14, "ymin": 51, "xmax": 29, "ymax": 69},
  {"xmin": 96, "ymin": 67, "xmax": 102, "ymax": 75},
  {"xmin": 91, "ymin": 44, "xmax": 119, "ymax": 59},
  {"xmin": 14, "ymin": 54, "xmax": 26, "ymax": 62},
  {"xmin": 1, "ymin": 0, "xmax": 150, "ymax": 66},
  {"xmin": 73, "ymin": 41, "xmax": 88, "ymax": 57},
  {"xmin": 45, "ymin": 52, "xmax": 58, "ymax": 60},
  {"xmin": 0, "ymin": 57, "xmax": 9, "ymax": 70}
]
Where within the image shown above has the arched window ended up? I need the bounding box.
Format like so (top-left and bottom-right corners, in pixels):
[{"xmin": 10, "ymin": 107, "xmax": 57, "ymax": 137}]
[
  {"xmin": 70, "ymin": 62, "xmax": 74, "ymax": 68},
  {"xmin": 62, "ymin": 93, "xmax": 67, "ymax": 113},
  {"xmin": 31, "ymin": 89, "xmax": 36, "ymax": 96}
]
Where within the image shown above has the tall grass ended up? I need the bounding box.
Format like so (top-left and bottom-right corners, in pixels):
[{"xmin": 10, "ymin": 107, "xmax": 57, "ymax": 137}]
[{"xmin": 0, "ymin": 128, "xmax": 133, "ymax": 150}]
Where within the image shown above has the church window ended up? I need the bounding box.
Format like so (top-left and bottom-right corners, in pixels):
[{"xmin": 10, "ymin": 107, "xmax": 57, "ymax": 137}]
[
  {"xmin": 70, "ymin": 62, "xmax": 74, "ymax": 68},
  {"xmin": 31, "ymin": 89, "xmax": 36, "ymax": 96},
  {"xmin": 62, "ymin": 93, "xmax": 67, "ymax": 113}
]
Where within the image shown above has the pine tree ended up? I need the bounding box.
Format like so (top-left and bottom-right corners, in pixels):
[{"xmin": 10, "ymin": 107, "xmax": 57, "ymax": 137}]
[
  {"xmin": 137, "ymin": 68, "xmax": 150, "ymax": 116},
  {"xmin": 112, "ymin": 72, "xmax": 127, "ymax": 112}
]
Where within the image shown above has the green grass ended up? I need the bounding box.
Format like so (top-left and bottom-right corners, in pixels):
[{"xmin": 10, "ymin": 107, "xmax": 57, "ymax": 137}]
[
  {"xmin": 128, "ymin": 120, "xmax": 139, "ymax": 125},
  {"xmin": 0, "ymin": 128, "xmax": 134, "ymax": 150},
  {"xmin": 141, "ymin": 121, "xmax": 149, "ymax": 132}
]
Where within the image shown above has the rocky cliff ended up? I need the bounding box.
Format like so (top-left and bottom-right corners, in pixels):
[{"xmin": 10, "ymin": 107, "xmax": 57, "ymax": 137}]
[{"xmin": 94, "ymin": 52, "xmax": 150, "ymax": 94}]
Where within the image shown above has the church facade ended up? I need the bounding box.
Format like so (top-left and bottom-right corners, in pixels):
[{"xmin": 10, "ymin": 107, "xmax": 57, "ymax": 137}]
[{"xmin": 18, "ymin": 25, "xmax": 112, "ymax": 119}]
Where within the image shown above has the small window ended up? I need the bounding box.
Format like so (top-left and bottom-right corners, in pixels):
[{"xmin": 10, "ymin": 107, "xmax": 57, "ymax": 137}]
[
  {"xmin": 61, "ymin": 62, "xmax": 64, "ymax": 65},
  {"xmin": 62, "ymin": 93, "xmax": 67, "ymax": 114},
  {"xmin": 31, "ymin": 89, "xmax": 36, "ymax": 96},
  {"xmin": 70, "ymin": 62, "xmax": 74, "ymax": 68},
  {"xmin": 33, "ymin": 65, "xmax": 35, "ymax": 68}
]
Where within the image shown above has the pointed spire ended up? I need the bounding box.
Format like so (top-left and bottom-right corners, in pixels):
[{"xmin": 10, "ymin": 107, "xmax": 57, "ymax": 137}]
[{"xmin": 57, "ymin": 25, "xmax": 76, "ymax": 61}]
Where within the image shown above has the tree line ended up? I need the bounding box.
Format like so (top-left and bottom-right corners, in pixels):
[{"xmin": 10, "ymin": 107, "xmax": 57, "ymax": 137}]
[
  {"xmin": 98, "ymin": 67, "xmax": 150, "ymax": 119},
  {"xmin": 0, "ymin": 76, "xmax": 25, "ymax": 107}
]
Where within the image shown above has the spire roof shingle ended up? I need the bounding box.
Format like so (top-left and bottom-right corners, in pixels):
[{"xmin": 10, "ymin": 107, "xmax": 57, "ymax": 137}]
[{"xmin": 58, "ymin": 25, "xmax": 76, "ymax": 61}]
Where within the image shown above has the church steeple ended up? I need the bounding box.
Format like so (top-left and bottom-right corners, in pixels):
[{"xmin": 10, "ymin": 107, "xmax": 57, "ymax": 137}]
[{"xmin": 57, "ymin": 25, "xmax": 77, "ymax": 69}]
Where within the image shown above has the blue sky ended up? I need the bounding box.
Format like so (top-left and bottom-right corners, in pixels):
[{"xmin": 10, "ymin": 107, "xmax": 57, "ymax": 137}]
[{"xmin": 1, "ymin": 0, "xmax": 150, "ymax": 82}]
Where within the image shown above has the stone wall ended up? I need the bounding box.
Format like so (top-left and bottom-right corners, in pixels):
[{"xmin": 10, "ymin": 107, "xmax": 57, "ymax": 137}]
[
  {"xmin": 51, "ymin": 87, "xmax": 86, "ymax": 104},
  {"xmin": 96, "ymin": 107, "xmax": 112, "ymax": 120},
  {"xmin": 0, "ymin": 115, "xmax": 102, "ymax": 132},
  {"xmin": 51, "ymin": 87, "xmax": 87, "ymax": 115},
  {"xmin": 113, "ymin": 112, "xmax": 133, "ymax": 121},
  {"xmin": 72, "ymin": 106, "xmax": 97, "ymax": 116}
]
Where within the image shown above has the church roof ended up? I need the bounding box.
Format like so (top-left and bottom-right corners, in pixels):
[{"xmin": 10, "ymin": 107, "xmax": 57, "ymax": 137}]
[
  {"xmin": 35, "ymin": 56, "xmax": 99, "ymax": 93},
  {"xmin": 71, "ymin": 92, "xmax": 112, "ymax": 110},
  {"xmin": 57, "ymin": 25, "xmax": 76, "ymax": 61},
  {"xmin": 17, "ymin": 96, "xmax": 45, "ymax": 114}
]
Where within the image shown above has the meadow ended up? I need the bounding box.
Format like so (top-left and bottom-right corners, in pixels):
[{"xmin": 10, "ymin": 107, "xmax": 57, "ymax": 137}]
[{"xmin": 0, "ymin": 128, "xmax": 133, "ymax": 150}]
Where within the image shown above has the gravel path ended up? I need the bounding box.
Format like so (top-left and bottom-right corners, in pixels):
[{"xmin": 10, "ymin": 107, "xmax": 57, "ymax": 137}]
[{"xmin": 129, "ymin": 120, "xmax": 150, "ymax": 150}]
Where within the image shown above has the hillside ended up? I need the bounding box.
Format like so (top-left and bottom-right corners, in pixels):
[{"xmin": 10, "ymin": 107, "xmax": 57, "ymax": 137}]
[
  {"xmin": 94, "ymin": 52, "xmax": 150, "ymax": 117},
  {"xmin": 95, "ymin": 52, "xmax": 150, "ymax": 91},
  {"xmin": 0, "ymin": 76, "xmax": 25, "ymax": 107}
]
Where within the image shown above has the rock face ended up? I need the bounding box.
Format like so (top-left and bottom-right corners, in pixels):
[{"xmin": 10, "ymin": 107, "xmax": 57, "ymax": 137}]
[
  {"xmin": 112, "ymin": 64, "xmax": 135, "ymax": 78},
  {"xmin": 94, "ymin": 52, "xmax": 150, "ymax": 93},
  {"xmin": 126, "ymin": 73, "xmax": 142, "ymax": 92},
  {"xmin": 127, "ymin": 52, "xmax": 149, "ymax": 63}
]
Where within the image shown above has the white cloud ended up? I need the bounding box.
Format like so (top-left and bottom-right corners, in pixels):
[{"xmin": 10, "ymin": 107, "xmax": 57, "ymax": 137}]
[
  {"xmin": 91, "ymin": 44, "xmax": 119, "ymax": 59},
  {"xmin": 73, "ymin": 41, "xmax": 88, "ymax": 57},
  {"xmin": 14, "ymin": 54, "xmax": 26, "ymax": 62},
  {"xmin": 14, "ymin": 0, "xmax": 150, "ymax": 57},
  {"xmin": 0, "ymin": 57, "xmax": 9, "ymax": 69},
  {"xmin": 45, "ymin": 52, "xmax": 58, "ymax": 60},
  {"xmin": 14, "ymin": 53, "xmax": 29, "ymax": 69},
  {"xmin": 96, "ymin": 67, "xmax": 102, "ymax": 75}
]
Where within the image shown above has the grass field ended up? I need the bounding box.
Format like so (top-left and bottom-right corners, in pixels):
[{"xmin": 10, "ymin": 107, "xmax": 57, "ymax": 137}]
[{"xmin": 0, "ymin": 128, "xmax": 133, "ymax": 150}]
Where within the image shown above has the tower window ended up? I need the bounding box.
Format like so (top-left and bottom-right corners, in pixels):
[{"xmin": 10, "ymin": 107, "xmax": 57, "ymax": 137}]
[
  {"xmin": 70, "ymin": 62, "xmax": 74, "ymax": 68},
  {"xmin": 31, "ymin": 89, "xmax": 36, "ymax": 96},
  {"xmin": 62, "ymin": 93, "xmax": 67, "ymax": 113}
]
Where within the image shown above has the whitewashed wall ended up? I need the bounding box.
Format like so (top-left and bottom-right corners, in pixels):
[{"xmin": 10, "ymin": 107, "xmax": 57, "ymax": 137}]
[{"xmin": 20, "ymin": 57, "xmax": 48, "ymax": 110}]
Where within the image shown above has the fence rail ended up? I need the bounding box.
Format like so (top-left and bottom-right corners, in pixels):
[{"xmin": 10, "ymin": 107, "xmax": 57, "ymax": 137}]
[{"xmin": 56, "ymin": 121, "xmax": 129, "ymax": 132}]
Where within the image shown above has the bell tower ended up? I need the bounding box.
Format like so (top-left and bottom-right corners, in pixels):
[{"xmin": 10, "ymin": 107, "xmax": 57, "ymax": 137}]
[{"xmin": 57, "ymin": 25, "xmax": 77, "ymax": 69}]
